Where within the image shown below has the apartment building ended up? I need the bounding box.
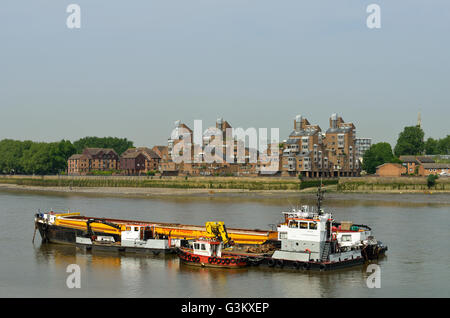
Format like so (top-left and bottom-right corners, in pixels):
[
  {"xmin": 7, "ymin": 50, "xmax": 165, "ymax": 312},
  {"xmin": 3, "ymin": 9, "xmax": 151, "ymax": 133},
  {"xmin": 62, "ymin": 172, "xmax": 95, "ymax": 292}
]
[
  {"xmin": 281, "ymin": 115, "xmax": 327, "ymax": 177},
  {"xmin": 67, "ymin": 148, "xmax": 119, "ymax": 175},
  {"xmin": 324, "ymin": 113, "xmax": 359, "ymax": 177},
  {"xmin": 120, "ymin": 147, "xmax": 161, "ymax": 175},
  {"xmin": 355, "ymin": 138, "xmax": 372, "ymax": 161}
]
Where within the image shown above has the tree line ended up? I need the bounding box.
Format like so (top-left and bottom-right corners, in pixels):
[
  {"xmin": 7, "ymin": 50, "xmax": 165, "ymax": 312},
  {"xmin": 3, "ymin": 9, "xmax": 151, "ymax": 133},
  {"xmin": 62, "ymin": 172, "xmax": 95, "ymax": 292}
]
[
  {"xmin": 363, "ymin": 126, "xmax": 449, "ymax": 174},
  {"xmin": 0, "ymin": 137, "xmax": 134, "ymax": 175}
]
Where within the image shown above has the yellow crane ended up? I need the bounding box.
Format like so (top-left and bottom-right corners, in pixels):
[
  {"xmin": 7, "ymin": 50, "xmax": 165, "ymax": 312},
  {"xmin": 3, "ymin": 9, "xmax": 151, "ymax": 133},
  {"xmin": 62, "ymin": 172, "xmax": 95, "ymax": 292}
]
[{"xmin": 205, "ymin": 221, "xmax": 234, "ymax": 247}]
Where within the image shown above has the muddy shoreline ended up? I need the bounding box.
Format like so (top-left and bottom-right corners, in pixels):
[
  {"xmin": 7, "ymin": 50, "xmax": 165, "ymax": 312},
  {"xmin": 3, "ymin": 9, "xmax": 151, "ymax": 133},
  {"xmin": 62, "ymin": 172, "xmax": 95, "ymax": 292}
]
[{"xmin": 1, "ymin": 183, "xmax": 449, "ymax": 205}]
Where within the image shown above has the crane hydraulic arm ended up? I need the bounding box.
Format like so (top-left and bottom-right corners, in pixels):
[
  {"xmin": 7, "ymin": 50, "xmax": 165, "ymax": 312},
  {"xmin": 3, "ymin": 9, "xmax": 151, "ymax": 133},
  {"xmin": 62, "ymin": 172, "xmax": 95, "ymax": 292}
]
[{"xmin": 205, "ymin": 221, "xmax": 234, "ymax": 247}]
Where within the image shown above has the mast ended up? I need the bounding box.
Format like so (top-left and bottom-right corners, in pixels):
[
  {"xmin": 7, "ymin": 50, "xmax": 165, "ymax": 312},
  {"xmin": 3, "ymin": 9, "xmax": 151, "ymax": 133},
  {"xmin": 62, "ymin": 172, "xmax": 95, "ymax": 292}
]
[{"xmin": 317, "ymin": 182, "xmax": 324, "ymax": 215}]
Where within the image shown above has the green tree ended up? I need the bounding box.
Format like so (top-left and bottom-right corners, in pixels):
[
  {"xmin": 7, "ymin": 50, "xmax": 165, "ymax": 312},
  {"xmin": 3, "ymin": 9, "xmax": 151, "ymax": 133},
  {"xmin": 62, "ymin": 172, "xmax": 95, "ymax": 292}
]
[
  {"xmin": 425, "ymin": 138, "xmax": 439, "ymax": 155},
  {"xmin": 0, "ymin": 139, "xmax": 76, "ymax": 175},
  {"xmin": 73, "ymin": 137, "xmax": 134, "ymax": 155},
  {"xmin": 437, "ymin": 135, "xmax": 450, "ymax": 155},
  {"xmin": 362, "ymin": 142, "xmax": 396, "ymax": 174},
  {"xmin": 394, "ymin": 126, "xmax": 425, "ymax": 157},
  {"xmin": 427, "ymin": 174, "xmax": 439, "ymax": 189}
]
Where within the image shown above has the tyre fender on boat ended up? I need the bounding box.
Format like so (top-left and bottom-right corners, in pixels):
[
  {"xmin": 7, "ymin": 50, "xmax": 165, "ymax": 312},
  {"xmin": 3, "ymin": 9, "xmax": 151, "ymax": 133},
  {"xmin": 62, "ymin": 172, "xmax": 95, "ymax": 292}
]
[
  {"xmin": 303, "ymin": 262, "xmax": 310, "ymax": 270},
  {"xmin": 268, "ymin": 259, "xmax": 276, "ymax": 267}
]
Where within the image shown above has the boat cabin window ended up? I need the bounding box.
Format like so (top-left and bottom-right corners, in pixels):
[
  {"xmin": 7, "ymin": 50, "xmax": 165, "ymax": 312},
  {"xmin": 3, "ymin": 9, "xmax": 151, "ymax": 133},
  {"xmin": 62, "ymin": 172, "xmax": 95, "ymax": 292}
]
[
  {"xmin": 194, "ymin": 243, "xmax": 199, "ymax": 249},
  {"xmin": 300, "ymin": 222, "xmax": 308, "ymax": 229},
  {"xmin": 341, "ymin": 235, "xmax": 352, "ymax": 242},
  {"xmin": 309, "ymin": 222, "xmax": 317, "ymax": 230},
  {"xmin": 201, "ymin": 244, "xmax": 206, "ymax": 250},
  {"xmin": 288, "ymin": 220, "xmax": 298, "ymax": 228},
  {"xmin": 134, "ymin": 227, "xmax": 139, "ymax": 231}
]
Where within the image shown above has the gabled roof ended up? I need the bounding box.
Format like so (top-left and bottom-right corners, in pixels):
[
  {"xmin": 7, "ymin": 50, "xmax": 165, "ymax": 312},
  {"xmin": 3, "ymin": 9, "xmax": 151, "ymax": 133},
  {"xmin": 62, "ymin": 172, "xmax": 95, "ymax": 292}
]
[
  {"xmin": 399, "ymin": 155, "xmax": 419, "ymax": 163},
  {"xmin": 421, "ymin": 163, "xmax": 450, "ymax": 169},
  {"xmin": 121, "ymin": 151, "xmax": 145, "ymax": 159},
  {"xmin": 376, "ymin": 163, "xmax": 404, "ymax": 169},
  {"xmin": 68, "ymin": 154, "xmax": 87, "ymax": 160},
  {"xmin": 83, "ymin": 148, "xmax": 118, "ymax": 157},
  {"xmin": 416, "ymin": 156, "xmax": 435, "ymax": 163}
]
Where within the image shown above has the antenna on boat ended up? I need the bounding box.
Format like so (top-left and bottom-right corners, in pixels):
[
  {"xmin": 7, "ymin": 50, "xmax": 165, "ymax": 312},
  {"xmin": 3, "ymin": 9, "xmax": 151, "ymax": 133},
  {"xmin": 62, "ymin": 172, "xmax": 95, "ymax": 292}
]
[{"xmin": 317, "ymin": 180, "xmax": 324, "ymax": 215}]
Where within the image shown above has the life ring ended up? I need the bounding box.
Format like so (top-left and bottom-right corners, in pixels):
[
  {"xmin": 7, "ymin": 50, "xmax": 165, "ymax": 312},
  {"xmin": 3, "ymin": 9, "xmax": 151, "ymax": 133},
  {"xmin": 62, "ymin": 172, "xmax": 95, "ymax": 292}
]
[
  {"xmin": 268, "ymin": 259, "xmax": 276, "ymax": 267},
  {"xmin": 305, "ymin": 248, "xmax": 311, "ymax": 253},
  {"xmin": 332, "ymin": 233, "xmax": 337, "ymax": 240}
]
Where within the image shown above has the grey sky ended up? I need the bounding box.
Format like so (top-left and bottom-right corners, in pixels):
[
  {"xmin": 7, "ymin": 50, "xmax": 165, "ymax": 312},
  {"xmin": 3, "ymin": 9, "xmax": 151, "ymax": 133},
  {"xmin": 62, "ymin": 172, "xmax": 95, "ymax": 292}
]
[{"xmin": 1, "ymin": 0, "xmax": 449, "ymax": 148}]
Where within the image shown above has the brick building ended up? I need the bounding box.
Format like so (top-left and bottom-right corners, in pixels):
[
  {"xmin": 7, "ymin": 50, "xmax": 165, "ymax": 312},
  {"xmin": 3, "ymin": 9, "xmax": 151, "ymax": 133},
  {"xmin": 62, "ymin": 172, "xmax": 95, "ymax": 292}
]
[
  {"xmin": 376, "ymin": 163, "xmax": 407, "ymax": 177},
  {"xmin": 67, "ymin": 148, "xmax": 119, "ymax": 175}
]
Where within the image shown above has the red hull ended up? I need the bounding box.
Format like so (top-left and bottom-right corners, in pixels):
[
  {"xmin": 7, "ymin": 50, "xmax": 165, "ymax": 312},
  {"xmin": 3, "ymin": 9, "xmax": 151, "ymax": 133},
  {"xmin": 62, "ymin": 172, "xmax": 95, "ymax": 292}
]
[{"xmin": 178, "ymin": 249, "xmax": 248, "ymax": 268}]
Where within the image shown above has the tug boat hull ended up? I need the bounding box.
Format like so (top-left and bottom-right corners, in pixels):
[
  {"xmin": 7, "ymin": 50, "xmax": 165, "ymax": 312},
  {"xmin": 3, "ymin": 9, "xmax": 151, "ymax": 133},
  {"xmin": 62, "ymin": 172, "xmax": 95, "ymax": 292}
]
[{"xmin": 178, "ymin": 249, "xmax": 248, "ymax": 268}]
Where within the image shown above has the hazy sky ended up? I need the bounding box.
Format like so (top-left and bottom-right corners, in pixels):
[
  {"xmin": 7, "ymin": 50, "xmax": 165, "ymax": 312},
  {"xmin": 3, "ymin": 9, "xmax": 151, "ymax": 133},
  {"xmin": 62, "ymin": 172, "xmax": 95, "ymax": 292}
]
[{"xmin": 1, "ymin": 1, "xmax": 449, "ymax": 148}]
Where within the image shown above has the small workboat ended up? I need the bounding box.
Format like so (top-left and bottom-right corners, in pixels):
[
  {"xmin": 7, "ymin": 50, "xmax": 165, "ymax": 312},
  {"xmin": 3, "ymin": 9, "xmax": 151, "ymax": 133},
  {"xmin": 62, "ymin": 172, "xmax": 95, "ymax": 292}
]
[{"xmin": 177, "ymin": 238, "xmax": 248, "ymax": 268}]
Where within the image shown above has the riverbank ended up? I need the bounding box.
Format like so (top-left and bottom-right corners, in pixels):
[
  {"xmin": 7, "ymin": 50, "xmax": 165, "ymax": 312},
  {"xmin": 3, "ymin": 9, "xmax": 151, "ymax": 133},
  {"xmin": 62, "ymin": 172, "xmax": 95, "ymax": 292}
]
[{"xmin": 0, "ymin": 175, "xmax": 449, "ymax": 196}]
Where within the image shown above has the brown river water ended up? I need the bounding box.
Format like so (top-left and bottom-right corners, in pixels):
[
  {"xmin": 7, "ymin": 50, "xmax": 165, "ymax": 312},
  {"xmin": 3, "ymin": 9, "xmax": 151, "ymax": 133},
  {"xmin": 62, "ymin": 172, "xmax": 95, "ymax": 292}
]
[{"xmin": 0, "ymin": 189, "xmax": 449, "ymax": 297}]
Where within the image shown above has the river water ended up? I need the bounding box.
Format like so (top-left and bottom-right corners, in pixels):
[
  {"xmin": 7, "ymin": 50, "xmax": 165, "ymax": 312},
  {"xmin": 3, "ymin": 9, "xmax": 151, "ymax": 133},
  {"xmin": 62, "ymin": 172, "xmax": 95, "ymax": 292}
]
[{"xmin": 0, "ymin": 189, "xmax": 449, "ymax": 298}]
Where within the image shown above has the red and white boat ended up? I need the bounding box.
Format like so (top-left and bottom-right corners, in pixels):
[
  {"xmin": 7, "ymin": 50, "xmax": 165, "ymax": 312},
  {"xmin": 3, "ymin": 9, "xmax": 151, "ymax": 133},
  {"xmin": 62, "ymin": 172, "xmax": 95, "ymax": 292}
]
[{"xmin": 177, "ymin": 238, "xmax": 248, "ymax": 268}]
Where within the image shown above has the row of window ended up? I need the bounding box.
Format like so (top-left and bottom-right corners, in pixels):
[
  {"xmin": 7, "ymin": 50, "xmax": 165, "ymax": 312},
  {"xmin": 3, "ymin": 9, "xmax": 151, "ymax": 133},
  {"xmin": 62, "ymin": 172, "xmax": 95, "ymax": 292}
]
[{"xmin": 288, "ymin": 220, "xmax": 318, "ymax": 230}]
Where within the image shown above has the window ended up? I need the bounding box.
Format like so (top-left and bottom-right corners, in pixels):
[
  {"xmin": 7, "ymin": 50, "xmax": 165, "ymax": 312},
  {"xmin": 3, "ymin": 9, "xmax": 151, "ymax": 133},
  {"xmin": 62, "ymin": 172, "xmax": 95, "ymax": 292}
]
[
  {"xmin": 288, "ymin": 220, "xmax": 298, "ymax": 228},
  {"xmin": 300, "ymin": 222, "xmax": 308, "ymax": 229},
  {"xmin": 134, "ymin": 227, "xmax": 139, "ymax": 231},
  {"xmin": 309, "ymin": 222, "xmax": 317, "ymax": 230},
  {"xmin": 201, "ymin": 244, "xmax": 206, "ymax": 250},
  {"xmin": 341, "ymin": 235, "xmax": 352, "ymax": 242}
]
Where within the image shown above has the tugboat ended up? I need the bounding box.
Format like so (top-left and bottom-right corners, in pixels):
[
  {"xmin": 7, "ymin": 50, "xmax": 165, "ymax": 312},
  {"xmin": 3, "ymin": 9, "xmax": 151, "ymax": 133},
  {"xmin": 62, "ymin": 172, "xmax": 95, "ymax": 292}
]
[
  {"xmin": 177, "ymin": 221, "xmax": 249, "ymax": 268},
  {"xmin": 264, "ymin": 185, "xmax": 387, "ymax": 270},
  {"xmin": 178, "ymin": 237, "xmax": 248, "ymax": 268}
]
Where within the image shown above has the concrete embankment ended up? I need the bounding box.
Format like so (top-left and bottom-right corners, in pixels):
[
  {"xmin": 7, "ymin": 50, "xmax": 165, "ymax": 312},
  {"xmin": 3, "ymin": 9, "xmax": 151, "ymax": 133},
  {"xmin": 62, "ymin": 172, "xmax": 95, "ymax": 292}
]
[
  {"xmin": 0, "ymin": 175, "xmax": 448, "ymax": 195},
  {"xmin": 338, "ymin": 176, "xmax": 450, "ymax": 193},
  {"xmin": 0, "ymin": 175, "xmax": 336, "ymax": 191}
]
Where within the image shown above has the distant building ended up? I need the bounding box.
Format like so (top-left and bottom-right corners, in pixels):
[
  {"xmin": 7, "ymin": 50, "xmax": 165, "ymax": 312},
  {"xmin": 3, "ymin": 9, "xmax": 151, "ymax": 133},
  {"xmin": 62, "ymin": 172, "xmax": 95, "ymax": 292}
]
[
  {"xmin": 355, "ymin": 138, "xmax": 372, "ymax": 161},
  {"xmin": 120, "ymin": 147, "xmax": 161, "ymax": 175},
  {"xmin": 324, "ymin": 113, "xmax": 359, "ymax": 177},
  {"xmin": 376, "ymin": 163, "xmax": 407, "ymax": 177},
  {"xmin": 418, "ymin": 163, "xmax": 450, "ymax": 176},
  {"xmin": 399, "ymin": 155, "xmax": 435, "ymax": 175},
  {"xmin": 67, "ymin": 148, "xmax": 119, "ymax": 175}
]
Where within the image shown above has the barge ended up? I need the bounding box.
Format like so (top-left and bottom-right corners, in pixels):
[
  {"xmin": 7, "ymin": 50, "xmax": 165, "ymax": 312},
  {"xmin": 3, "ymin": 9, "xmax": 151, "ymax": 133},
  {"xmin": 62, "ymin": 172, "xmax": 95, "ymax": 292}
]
[
  {"xmin": 34, "ymin": 187, "xmax": 387, "ymax": 271},
  {"xmin": 34, "ymin": 212, "xmax": 277, "ymax": 255}
]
